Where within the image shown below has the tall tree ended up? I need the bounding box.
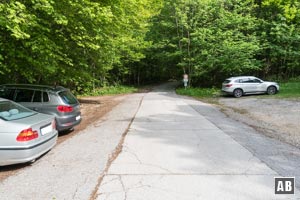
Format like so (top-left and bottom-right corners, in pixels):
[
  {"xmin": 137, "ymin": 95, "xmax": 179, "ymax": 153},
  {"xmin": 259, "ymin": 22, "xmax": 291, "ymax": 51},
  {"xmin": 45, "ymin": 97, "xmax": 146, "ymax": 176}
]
[
  {"xmin": 144, "ymin": 0, "xmax": 260, "ymax": 86},
  {"xmin": 0, "ymin": 0, "xmax": 162, "ymax": 91},
  {"xmin": 254, "ymin": 0, "xmax": 300, "ymax": 79}
]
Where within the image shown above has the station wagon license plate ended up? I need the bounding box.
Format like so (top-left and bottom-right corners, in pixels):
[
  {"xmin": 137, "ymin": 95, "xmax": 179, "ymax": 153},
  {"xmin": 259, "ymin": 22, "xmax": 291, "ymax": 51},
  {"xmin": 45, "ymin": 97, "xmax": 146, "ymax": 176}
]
[
  {"xmin": 76, "ymin": 115, "xmax": 81, "ymax": 121},
  {"xmin": 41, "ymin": 124, "xmax": 53, "ymax": 135}
]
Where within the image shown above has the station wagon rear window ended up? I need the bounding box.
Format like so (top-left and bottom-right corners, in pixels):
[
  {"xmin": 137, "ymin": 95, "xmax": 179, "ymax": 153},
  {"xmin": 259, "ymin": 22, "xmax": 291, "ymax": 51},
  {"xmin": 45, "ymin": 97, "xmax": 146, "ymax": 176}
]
[{"xmin": 58, "ymin": 91, "xmax": 78, "ymax": 104}]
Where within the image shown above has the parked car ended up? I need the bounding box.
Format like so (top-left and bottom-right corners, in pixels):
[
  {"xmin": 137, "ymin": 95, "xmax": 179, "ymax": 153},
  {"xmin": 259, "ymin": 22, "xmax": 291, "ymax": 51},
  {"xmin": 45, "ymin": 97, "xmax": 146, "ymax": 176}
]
[
  {"xmin": 0, "ymin": 84, "xmax": 81, "ymax": 132},
  {"xmin": 0, "ymin": 98, "xmax": 58, "ymax": 166},
  {"xmin": 222, "ymin": 76, "xmax": 280, "ymax": 98}
]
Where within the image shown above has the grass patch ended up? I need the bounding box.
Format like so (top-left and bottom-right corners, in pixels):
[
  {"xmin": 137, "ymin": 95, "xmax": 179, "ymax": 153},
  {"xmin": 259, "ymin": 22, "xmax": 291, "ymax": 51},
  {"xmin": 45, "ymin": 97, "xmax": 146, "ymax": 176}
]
[
  {"xmin": 80, "ymin": 85, "xmax": 138, "ymax": 96},
  {"xmin": 176, "ymin": 87, "xmax": 220, "ymax": 98},
  {"xmin": 275, "ymin": 81, "xmax": 300, "ymax": 98},
  {"xmin": 176, "ymin": 87, "xmax": 221, "ymax": 105}
]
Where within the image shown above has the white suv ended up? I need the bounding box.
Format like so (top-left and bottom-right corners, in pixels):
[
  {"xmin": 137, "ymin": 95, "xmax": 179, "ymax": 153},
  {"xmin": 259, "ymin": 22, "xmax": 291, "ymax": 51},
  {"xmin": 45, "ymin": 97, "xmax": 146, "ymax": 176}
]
[{"xmin": 222, "ymin": 76, "xmax": 280, "ymax": 98}]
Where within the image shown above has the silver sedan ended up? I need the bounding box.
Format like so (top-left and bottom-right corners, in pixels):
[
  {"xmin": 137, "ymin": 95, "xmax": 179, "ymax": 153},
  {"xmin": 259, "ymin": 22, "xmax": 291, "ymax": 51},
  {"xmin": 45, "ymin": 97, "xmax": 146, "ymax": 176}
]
[{"xmin": 0, "ymin": 98, "xmax": 58, "ymax": 166}]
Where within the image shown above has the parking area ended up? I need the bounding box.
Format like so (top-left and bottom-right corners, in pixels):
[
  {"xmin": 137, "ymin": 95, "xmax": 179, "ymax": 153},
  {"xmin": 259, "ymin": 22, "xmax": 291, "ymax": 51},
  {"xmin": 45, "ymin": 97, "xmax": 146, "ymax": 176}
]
[{"xmin": 218, "ymin": 97, "xmax": 300, "ymax": 148}]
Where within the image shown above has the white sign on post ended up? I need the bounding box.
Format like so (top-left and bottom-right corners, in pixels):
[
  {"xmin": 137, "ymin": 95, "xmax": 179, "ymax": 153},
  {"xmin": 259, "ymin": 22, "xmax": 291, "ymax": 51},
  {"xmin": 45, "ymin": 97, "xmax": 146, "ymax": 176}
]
[{"xmin": 183, "ymin": 74, "xmax": 188, "ymax": 89}]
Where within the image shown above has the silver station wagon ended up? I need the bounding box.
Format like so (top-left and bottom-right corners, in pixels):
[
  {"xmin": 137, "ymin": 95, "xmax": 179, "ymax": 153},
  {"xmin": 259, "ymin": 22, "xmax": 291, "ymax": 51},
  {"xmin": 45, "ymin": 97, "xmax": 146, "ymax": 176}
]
[
  {"xmin": 0, "ymin": 98, "xmax": 58, "ymax": 166},
  {"xmin": 0, "ymin": 84, "xmax": 81, "ymax": 132},
  {"xmin": 222, "ymin": 76, "xmax": 280, "ymax": 98}
]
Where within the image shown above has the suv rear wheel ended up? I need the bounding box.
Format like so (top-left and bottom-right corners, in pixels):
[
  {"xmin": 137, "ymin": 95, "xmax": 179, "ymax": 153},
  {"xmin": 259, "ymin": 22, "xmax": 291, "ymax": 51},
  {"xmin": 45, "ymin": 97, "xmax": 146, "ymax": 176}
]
[{"xmin": 233, "ymin": 88, "xmax": 243, "ymax": 98}]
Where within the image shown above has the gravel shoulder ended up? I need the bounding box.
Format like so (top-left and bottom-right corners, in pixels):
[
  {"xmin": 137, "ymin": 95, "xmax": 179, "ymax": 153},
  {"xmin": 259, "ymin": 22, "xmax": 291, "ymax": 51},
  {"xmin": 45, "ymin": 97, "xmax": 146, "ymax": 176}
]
[{"xmin": 217, "ymin": 96, "xmax": 300, "ymax": 148}]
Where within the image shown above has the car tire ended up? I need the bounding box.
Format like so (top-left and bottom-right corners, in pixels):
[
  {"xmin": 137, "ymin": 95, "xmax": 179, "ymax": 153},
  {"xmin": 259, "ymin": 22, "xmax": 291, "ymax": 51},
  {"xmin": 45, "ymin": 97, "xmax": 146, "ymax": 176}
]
[
  {"xmin": 233, "ymin": 89, "xmax": 243, "ymax": 98},
  {"xmin": 267, "ymin": 86, "xmax": 277, "ymax": 95}
]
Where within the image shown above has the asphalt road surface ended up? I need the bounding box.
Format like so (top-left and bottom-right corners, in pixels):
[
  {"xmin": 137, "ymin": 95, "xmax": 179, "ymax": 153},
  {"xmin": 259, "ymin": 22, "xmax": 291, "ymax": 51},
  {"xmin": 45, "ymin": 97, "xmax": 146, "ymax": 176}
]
[{"xmin": 0, "ymin": 82, "xmax": 299, "ymax": 199}]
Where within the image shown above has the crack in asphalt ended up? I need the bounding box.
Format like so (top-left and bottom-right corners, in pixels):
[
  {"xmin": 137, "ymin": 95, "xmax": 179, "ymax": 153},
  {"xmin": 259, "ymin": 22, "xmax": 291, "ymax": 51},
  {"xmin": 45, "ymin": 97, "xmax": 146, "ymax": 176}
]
[
  {"xmin": 122, "ymin": 146, "xmax": 143, "ymax": 164},
  {"xmin": 119, "ymin": 175, "xmax": 127, "ymax": 200},
  {"xmin": 122, "ymin": 146, "xmax": 174, "ymax": 174},
  {"xmin": 89, "ymin": 95, "xmax": 145, "ymax": 200}
]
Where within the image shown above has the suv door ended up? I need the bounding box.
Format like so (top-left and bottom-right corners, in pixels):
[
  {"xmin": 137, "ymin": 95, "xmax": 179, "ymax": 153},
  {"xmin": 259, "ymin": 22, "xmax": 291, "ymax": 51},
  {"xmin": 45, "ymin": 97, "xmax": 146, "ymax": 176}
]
[
  {"xmin": 239, "ymin": 78, "xmax": 251, "ymax": 93},
  {"xmin": 246, "ymin": 78, "xmax": 261, "ymax": 93},
  {"xmin": 31, "ymin": 90, "xmax": 45, "ymax": 112},
  {"xmin": 253, "ymin": 78, "xmax": 266, "ymax": 92}
]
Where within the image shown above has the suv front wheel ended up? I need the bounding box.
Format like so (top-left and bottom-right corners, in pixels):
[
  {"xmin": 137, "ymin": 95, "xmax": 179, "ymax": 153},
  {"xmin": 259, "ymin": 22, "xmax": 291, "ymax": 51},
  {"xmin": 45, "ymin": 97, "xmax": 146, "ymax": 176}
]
[
  {"xmin": 233, "ymin": 88, "xmax": 243, "ymax": 98},
  {"xmin": 267, "ymin": 86, "xmax": 277, "ymax": 95}
]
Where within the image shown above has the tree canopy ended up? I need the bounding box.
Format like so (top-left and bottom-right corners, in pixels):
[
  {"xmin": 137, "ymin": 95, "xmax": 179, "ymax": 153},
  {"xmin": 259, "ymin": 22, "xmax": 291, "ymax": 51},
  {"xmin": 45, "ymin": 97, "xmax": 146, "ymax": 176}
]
[
  {"xmin": 1, "ymin": 0, "xmax": 300, "ymax": 91},
  {"xmin": 143, "ymin": 0, "xmax": 300, "ymax": 86}
]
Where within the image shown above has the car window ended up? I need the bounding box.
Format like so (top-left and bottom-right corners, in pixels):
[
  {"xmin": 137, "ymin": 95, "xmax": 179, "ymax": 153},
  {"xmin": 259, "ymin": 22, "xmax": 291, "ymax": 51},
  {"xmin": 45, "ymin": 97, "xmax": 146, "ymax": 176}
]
[
  {"xmin": 15, "ymin": 89, "xmax": 34, "ymax": 102},
  {"xmin": 58, "ymin": 90, "xmax": 78, "ymax": 104},
  {"xmin": 0, "ymin": 88, "xmax": 15, "ymax": 100},
  {"xmin": 223, "ymin": 80, "xmax": 231, "ymax": 84},
  {"xmin": 253, "ymin": 79, "xmax": 262, "ymax": 83},
  {"xmin": 33, "ymin": 91, "xmax": 42, "ymax": 102},
  {"xmin": 0, "ymin": 101, "xmax": 36, "ymax": 121},
  {"xmin": 241, "ymin": 78, "xmax": 251, "ymax": 83},
  {"xmin": 43, "ymin": 92, "xmax": 49, "ymax": 102}
]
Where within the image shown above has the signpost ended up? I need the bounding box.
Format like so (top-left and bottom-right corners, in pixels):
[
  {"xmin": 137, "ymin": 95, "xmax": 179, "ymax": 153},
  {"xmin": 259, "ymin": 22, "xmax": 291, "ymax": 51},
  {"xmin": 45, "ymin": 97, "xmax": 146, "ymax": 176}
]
[{"xmin": 183, "ymin": 74, "xmax": 188, "ymax": 89}]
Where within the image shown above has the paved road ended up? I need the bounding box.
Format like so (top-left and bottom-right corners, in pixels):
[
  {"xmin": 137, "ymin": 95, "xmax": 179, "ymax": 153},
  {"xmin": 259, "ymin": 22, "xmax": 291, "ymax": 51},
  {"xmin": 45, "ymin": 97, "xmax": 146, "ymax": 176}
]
[
  {"xmin": 1, "ymin": 82, "xmax": 299, "ymax": 199},
  {"xmin": 94, "ymin": 83, "xmax": 299, "ymax": 200}
]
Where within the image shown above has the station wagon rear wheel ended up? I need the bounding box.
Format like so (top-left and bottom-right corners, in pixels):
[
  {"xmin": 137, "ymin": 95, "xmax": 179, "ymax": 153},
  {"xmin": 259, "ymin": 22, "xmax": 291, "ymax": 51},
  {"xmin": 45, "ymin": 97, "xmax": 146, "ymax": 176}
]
[
  {"xmin": 267, "ymin": 86, "xmax": 276, "ymax": 95},
  {"xmin": 233, "ymin": 89, "xmax": 243, "ymax": 98}
]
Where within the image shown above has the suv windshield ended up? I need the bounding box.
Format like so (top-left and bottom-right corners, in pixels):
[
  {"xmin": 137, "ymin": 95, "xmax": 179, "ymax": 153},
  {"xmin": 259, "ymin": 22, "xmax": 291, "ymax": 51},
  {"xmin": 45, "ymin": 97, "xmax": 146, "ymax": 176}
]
[
  {"xmin": 58, "ymin": 91, "xmax": 78, "ymax": 104},
  {"xmin": 0, "ymin": 101, "xmax": 36, "ymax": 121}
]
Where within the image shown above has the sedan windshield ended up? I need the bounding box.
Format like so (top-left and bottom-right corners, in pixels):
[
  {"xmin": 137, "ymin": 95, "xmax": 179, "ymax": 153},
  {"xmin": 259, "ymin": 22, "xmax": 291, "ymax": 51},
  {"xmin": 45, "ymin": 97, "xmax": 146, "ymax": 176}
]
[{"xmin": 0, "ymin": 101, "xmax": 36, "ymax": 121}]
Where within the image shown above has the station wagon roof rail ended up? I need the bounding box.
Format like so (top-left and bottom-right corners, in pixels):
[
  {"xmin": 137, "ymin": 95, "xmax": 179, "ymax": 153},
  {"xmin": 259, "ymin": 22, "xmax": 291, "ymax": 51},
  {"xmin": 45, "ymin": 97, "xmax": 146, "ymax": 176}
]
[{"xmin": 0, "ymin": 84, "xmax": 67, "ymax": 93}]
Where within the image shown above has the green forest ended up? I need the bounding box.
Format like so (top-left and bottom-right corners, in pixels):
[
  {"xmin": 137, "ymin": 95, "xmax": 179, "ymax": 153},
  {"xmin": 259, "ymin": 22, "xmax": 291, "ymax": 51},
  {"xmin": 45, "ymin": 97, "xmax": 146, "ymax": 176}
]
[{"xmin": 1, "ymin": 0, "xmax": 300, "ymax": 92}]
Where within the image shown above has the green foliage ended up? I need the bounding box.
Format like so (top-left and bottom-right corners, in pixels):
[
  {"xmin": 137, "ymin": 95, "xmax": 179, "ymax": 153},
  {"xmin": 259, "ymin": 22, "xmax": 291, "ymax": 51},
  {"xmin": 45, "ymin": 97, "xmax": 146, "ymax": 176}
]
[
  {"xmin": 190, "ymin": 0, "xmax": 261, "ymax": 85},
  {"xmin": 275, "ymin": 81, "xmax": 300, "ymax": 98},
  {"xmin": 80, "ymin": 85, "xmax": 138, "ymax": 96},
  {"xmin": 253, "ymin": 0, "xmax": 300, "ymax": 79},
  {"xmin": 144, "ymin": 0, "xmax": 262, "ymax": 86},
  {"xmin": 1, "ymin": 0, "xmax": 300, "ymax": 92},
  {"xmin": 0, "ymin": 0, "xmax": 163, "ymax": 92}
]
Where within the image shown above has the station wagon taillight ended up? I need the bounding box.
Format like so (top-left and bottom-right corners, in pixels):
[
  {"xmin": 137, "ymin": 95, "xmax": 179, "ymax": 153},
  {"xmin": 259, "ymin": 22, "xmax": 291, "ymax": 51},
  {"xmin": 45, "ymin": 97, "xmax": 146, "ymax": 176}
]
[
  {"xmin": 17, "ymin": 128, "xmax": 39, "ymax": 141},
  {"xmin": 57, "ymin": 105, "xmax": 73, "ymax": 112}
]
